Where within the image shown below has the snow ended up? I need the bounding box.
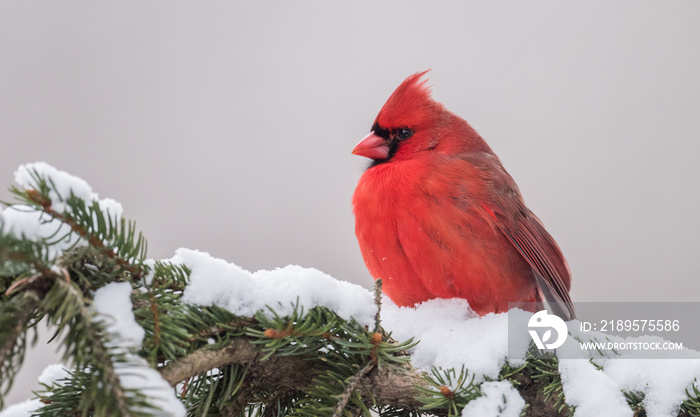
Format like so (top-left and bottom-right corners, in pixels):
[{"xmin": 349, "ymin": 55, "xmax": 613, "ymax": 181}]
[
  {"xmin": 14, "ymin": 162, "xmax": 123, "ymax": 220},
  {"xmin": 93, "ymin": 282, "xmax": 145, "ymax": 348},
  {"xmin": 555, "ymin": 354, "xmax": 700, "ymax": 417},
  {"xmin": 0, "ymin": 360, "xmax": 184, "ymax": 417},
  {"xmin": 117, "ymin": 366, "xmax": 186, "ymax": 416},
  {"xmin": 602, "ymin": 359, "xmax": 700, "ymax": 417},
  {"xmin": 37, "ymin": 364, "xmax": 70, "ymax": 386},
  {"xmin": 0, "ymin": 399, "xmax": 43, "ymax": 417},
  {"xmin": 4, "ymin": 163, "xmax": 700, "ymax": 417},
  {"xmin": 382, "ymin": 299, "xmax": 530, "ymax": 380},
  {"xmin": 16, "ymin": 160, "xmax": 122, "ymax": 217},
  {"xmin": 557, "ymin": 358, "xmax": 631, "ymax": 416},
  {"xmin": 14, "ymin": 162, "xmax": 94, "ymax": 214},
  {"xmin": 96, "ymin": 197, "xmax": 123, "ymax": 222},
  {"xmin": 1, "ymin": 162, "xmax": 124, "ymax": 259},
  {"xmin": 172, "ymin": 248, "xmax": 700, "ymax": 417},
  {"xmin": 461, "ymin": 381, "xmax": 525, "ymax": 417},
  {"xmin": 382, "ymin": 299, "xmax": 700, "ymax": 417},
  {"xmin": 93, "ymin": 283, "xmax": 185, "ymax": 417},
  {"xmin": 0, "ymin": 205, "xmax": 81, "ymax": 259},
  {"xmin": 0, "ymin": 364, "xmax": 69, "ymax": 417},
  {"xmin": 175, "ymin": 248, "xmax": 377, "ymax": 327},
  {"xmin": 143, "ymin": 258, "xmax": 157, "ymax": 286},
  {"xmin": 554, "ymin": 321, "xmax": 700, "ymax": 417}
]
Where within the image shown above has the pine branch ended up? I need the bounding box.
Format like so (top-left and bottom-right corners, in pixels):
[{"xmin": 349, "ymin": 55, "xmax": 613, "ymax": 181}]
[
  {"xmin": 4, "ymin": 165, "xmax": 699, "ymax": 417},
  {"xmin": 160, "ymin": 337, "xmax": 312, "ymax": 391},
  {"xmin": 159, "ymin": 336, "xmax": 429, "ymax": 412},
  {"xmin": 22, "ymin": 188, "xmax": 146, "ymax": 280},
  {"xmin": 0, "ymin": 291, "xmax": 40, "ymax": 408},
  {"xmin": 9, "ymin": 167, "xmax": 148, "ymax": 281},
  {"xmin": 332, "ymin": 362, "xmax": 375, "ymax": 417},
  {"xmin": 0, "ymin": 228, "xmax": 57, "ymax": 287},
  {"xmin": 0, "ymin": 291, "xmax": 38, "ymax": 364},
  {"xmin": 43, "ymin": 278, "xmax": 134, "ymax": 417}
]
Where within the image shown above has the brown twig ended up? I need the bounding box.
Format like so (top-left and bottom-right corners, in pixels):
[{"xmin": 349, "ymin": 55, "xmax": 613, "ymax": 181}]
[{"xmin": 373, "ymin": 279, "xmax": 383, "ymax": 331}]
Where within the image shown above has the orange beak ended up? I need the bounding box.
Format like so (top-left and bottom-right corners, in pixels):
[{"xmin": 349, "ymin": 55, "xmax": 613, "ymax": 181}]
[{"xmin": 351, "ymin": 132, "xmax": 389, "ymax": 160}]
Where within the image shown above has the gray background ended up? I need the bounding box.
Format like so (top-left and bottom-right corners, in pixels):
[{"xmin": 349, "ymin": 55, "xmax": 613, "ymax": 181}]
[{"xmin": 2, "ymin": 1, "xmax": 699, "ymax": 406}]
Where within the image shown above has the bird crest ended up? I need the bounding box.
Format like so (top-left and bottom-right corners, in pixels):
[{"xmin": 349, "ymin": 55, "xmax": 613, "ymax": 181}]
[{"xmin": 375, "ymin": 70, "xmax": 439, "ymax": 130}]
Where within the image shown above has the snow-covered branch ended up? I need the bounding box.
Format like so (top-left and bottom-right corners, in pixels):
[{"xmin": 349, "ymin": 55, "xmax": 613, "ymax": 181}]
[
  {"xmin": 3, "ymin": 163, "xmax": 700, "ymax": 417},
  {"xmin": 158, "ymin": 336, "xmax": 431, "ymax": 411}
]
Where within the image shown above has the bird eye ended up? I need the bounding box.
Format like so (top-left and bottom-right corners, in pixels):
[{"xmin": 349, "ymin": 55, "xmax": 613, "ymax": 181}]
[{"xmin": 397, "ymin": 128, "xmax": 413, "ymax": 140}]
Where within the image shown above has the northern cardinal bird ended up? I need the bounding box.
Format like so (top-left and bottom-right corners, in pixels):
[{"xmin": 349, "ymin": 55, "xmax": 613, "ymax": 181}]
[{"xmin": 352, "ymin": 72, "xmax": 575, "ymax": 320}]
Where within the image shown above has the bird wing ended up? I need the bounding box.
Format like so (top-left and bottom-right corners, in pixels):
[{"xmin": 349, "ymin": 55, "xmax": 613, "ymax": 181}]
[
  {"xmin": 495, "ymin": 209, "xmax": 576, "ymax": 320},
  {"xmin": 466, "ymin": 153, "xmax": 575, "ymax": 320},
  {"xmin": 448, "ymin": 152, "xmax": 576, "ymax": 319}
]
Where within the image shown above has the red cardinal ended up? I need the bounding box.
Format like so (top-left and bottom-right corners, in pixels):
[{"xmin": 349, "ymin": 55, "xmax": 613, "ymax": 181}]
[{"xmin": 352, "ymin": 72, "xmax": 575, "ymax": 320}]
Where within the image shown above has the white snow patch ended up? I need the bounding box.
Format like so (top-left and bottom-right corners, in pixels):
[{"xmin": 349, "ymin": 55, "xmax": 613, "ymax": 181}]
[
  {"xmin": 38, "ymin": 364, "xmax": 71, "ymax": 386},
  {"xmin": 174, "ymin": 248, "xmax": 376, "ymax": 326},
  {"xmin": 382, "ymin": 299, "xmax": 700, "ymax": 417},
  {"xmin": 461, "ymin": 381, "xmax": 525, "ymax": 417},
  {"xmin": 2, "ymin": 163, "xmax": 699, "ymax": 416},
  {"xmin": 92, "ymin": 282, "xmax": 185, "ymax": 416},
  {"xmin": 556, "ymin": 331, "xmax": 632, "ymax": 416},
  {"xmin": 382, "ymin": 299, "xmax": 530, "ymax": 380},
  {"xmin": 2, "ymin": 162, "xmax": 124, "ymax": 259},
  {"xmin": 0, "ymin": 205, "xmax": 82, "ymax": 258},
  {"xmin": 558, "ymin": 357, "xmax": 631, "ymax": 416},
  {"xmin": 0, "ymin": 399, "xmax": 43, "ymax": 417},
  {"xmin": 0, "ymin": 364, "xmax": 69, "ymax": 417},
  {"xmin": 14, "ymin": 162, "xmax": 94, "ymax": 214},
  {"xmin": 561, "ymin": 321, "xmax": 700, "ymax": 417},
  {"xmin": 117, "ymin": 365, "xmax": 185, "ymax": 416},
  {"xmin": 601, "ymin": 359, "xmax": 700, "ymax": 417},
  {"xmin": 96, "ymin": 197, "xmax": 124, "ymax": 223},
  {"xmin": 93, "ymin": 282, "xmax": 145, "ymax": 348},
  {"xmin": 143, "ymin": 258, "xmax": 157, "ymax": 286}
]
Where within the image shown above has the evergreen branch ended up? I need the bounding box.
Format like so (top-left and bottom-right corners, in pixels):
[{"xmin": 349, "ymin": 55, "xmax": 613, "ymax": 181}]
[
  {"xmin": 136, "ymin": 285, "xmax": 252, "ymax": 365},
  {"xmin": 332, "ymin": 361, "xmax": 375, "ymax": 417},
  {"xmin": 0, "ymin": 228, "xmax": 55, "ymax": 285},
  {"xmin": 524, "ymin": 352, "xmax": 569, "ymax": 414},
  {"xmin": 215, "ymin": 369, "xmax": 257, "ymax": 417},
  {"xmin": 416, "ymin": 366, "xmax": 481, "ymax": 416},
  {"xmin": 160, "ymin": 337, "xmax": 311, "ymax": 390},
  {"xmin": 247, "ymin": 304, "xmax": 339, "ymax": 360},
  {"xmin": 683, "ymin": 379, "xmax": 700, "ymax": 417},
  {"xmin": 190, "ymin": 315, "xmax": 255, "ymax": 342},
  {"xmin": 159, "ymin": 336, "xmax": 430, "ymax": 412},
  {"xmin": 34, "ymin": 367, "xmax": 157, "ymax": 417},
  {"xmin": 42, "ymin": 278, "xmax": 133, "ymax": 416},
  {"xmin": 0, "ymin": 291, "xmax": 40, "ymax": 408},
  {"xmin": 182, "ymin": 364, "xmax": 251, "ymax": 417},
  {"xmin": 5, "ymin": 167, "xmax": 697, "ymax": 416},
  {"xmin": 10, "ymin": 168, "xmax": 148, "ymax": 280},
  {"xmin": 150, "ymin": 292, "xmax": 162, "ymax": 347},
  {"xmin": 23, "ymin": 189, "xmax": 146, "ymax": 279},
  {"xmin": 624, "ymin": 389, "xmax": 645, "ymax": 414},
  {"xmin": 147, "ymin": 261, "xmax": 190, "ymax": 292},
  {"xmin": 500, "ymin": 348, "xmax": 572, "ymax": 417},
  {"xmin": 0, "ymin": 292, "xmax": 39, "ymax": 366}
]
